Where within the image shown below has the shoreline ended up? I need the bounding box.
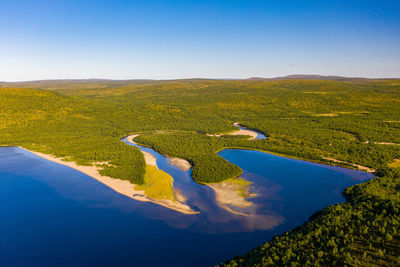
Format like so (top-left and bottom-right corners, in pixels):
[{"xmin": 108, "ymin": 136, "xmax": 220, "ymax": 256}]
[
  {"xmin": 126, "ymin": 134, "xmax": 192, "ymax": 171},
  {"xmin": 207, "ymin": 177, "xmax": 256, "ymax": 216},
  {"xmin": 124, "ymin": 135, "xmax": 198, "ymax": 214},
  {"xmin": 215, "ymin": 146, "xmax": 376, "ymax": 174},
  {"xmin": 206, "ymin": 122, "xmax": 258, "ymax": 140},
  {"xmin": 16, "ymin": 146, "xmax": 198, "ymax": 215},
  {"xmin": 127, "ymin": 130, "xmax": 373, "ymax": 175},
  {"xmin": 321, "ymin": 156, "xmax": 375, "ymax": 173},
  {"xmin": 126, "ymin": 132, "xmax": 375, "ymax": 218},
  {"xmin": 167, "ymin": 157, "xmax": 192, "ymax": 171}
]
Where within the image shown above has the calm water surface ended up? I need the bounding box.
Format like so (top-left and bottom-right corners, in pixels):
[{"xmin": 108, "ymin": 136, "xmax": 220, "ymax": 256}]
[{"xmin": 0, "ymin": 144, "xmax": 373, "ymax": 266}]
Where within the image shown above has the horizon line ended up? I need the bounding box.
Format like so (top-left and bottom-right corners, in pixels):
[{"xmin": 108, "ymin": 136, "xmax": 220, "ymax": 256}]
[{"xmin": 1, "ymin": 74, "xmax": 400, "ymax": 83}]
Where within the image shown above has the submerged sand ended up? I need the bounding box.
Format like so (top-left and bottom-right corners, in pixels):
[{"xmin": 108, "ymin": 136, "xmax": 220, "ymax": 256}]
[
  {"xmin": 207, "ymin": 177, "xmax": 256, "ymax": 216},
  {"xmin": 19, "ymin": 146, "xmax": 197, "ymax": 214},
  {"xmin": 167, "ymin": 157, "xmax": 192, "ymax": 171}
]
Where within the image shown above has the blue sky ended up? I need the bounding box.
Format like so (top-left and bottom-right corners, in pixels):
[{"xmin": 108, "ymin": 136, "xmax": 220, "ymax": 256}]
[{"xmin": 1, "ymin": 0, "xmax": 399, "ymax": 81}]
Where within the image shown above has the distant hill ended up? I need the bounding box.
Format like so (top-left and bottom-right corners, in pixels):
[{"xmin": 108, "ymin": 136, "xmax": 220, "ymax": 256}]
[
  {"xmin": 248, "ymin": 74, "xmax": 368, "ymax": 81},
  {"xmin": 1, "ymin": 75, "xmax": 398, "ymax": 90},
  {"xmin": 0, "ymin": 78, "xmax": 218, "ymax": 90}
]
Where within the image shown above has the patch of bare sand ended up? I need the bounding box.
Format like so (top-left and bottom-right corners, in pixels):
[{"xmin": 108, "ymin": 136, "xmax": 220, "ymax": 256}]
[
  {"xmin": 226, "ymin": 129, "xmax": 258, "ymax": 139},
  {"xmin": 126, "ymin": 135, "xmax": 158, "ymax": 166},
  {"xmin": 364, "ymin": 140, "xmax": 400, "ymax": 146},
  {"xmin": 142, "ymin": 151, "xmax": 157, "ymax": 166},
  {"xmin": 126, "ymin": 134, "xmax": 140, "ymax": 144},
  {"xmin": 322, "ymin": 156, "xmax": 375, "ymax": 173},
  {"xmin": 373, "ymin": 142, "xmax": 400, "ymax": 146},
  {"xmin": 314, "ymin": 113, "xmax": 338, "ymax": 117}
]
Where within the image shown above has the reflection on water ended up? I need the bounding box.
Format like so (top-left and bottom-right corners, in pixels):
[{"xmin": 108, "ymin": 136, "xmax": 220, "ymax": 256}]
[
  {"xmin": 123, "ymin": 138, "xmax": 373, "ymax": 233},
  {"xmin": 0, "ymin": 145, "xmax": 373, "ymax": 266},
  {"xmin": 122, "ymin": 137, "xmax": 283, "ymax": 232}
]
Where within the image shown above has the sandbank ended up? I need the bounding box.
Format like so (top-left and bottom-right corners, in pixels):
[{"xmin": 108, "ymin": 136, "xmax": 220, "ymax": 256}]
[
  {"xmin": 207, "ymin": 123, "xmax": 258, "ymax": 140},
  {"xmin": 322, "ymin": 156, "xmax": 375, "ymax": 173},
  {"xmin": 126, "ymin": 134, "xmax": 192, "ymax": 171},
  {"xmin": 314, "ymin": 113, "xmax": 338, "ymax": 117},
  {"xmin": 373, "ymin": 142, "xmax": 400, "ymax": 146},
  {"xmin": 142, "ymin": 151, "xmax": 157, "ymax": 166},
  {"xmin": 19, "ymin": 146, "xmax": 197, "ymax": 214},
  {"xmin": 124, "ymin": 135, "xmax": 198, "ymax": 214}
]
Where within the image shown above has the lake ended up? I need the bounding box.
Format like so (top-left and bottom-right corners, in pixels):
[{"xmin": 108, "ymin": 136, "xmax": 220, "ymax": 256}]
[{"xmin": 0, "ymin": 145, "xmax": 373, "ymax": 266}]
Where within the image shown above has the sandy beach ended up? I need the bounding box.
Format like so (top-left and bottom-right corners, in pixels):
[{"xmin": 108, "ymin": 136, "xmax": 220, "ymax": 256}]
[
  {"xmin": 322, "ymin": 156, "xmax": 375, "ymax": 173},
  {"xmin": 126, "ymin": 134, "xmax": 140, "ymax": 145},
  {"xmin": 142, "ymin": 151, "xmax": 157, "ymax": 166},
  {"xmin": 373, "ymin": 141, "xmax": 400, "ymax": 146},
  {"xmin": 207, "ymin": 122, "xmax": 258, "ymax": 140},
  {"xmin": 19, "ymin": 146, "xmax": 197, "ymax": 214}
]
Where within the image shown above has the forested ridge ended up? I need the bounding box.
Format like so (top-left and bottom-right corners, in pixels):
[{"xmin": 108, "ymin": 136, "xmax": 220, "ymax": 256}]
[{"xmin": 0, "ymin": 79, "xmax": 399, "ymax": 265}]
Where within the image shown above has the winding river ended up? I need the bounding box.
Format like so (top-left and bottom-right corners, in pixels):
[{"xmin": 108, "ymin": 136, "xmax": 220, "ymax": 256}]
[{"xmin": 0, "ymin": 127, "xmax": 373, "ymax": 266}]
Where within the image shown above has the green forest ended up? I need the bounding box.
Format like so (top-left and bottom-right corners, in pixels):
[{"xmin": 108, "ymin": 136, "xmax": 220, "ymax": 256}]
[{"xmin": 1, "ymin": 78, "xmax": 400, "ymax": 265}]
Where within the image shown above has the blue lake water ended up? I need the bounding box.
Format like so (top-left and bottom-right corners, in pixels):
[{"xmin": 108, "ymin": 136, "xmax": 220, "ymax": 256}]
[{"xmin": 0, "ymin": 145, "xmax": 373, "ymax": 266}]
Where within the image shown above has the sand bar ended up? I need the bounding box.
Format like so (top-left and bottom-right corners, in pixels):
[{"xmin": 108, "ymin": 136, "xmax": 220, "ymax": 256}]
[
  {"xmin": 126, "ymin": 134, "xmax": 193, "ymax": 171},
  {"xmin": 126, "ymin": 134, "xmax": 140, "ymax": 144},
  {"xmin": 18, "ymin": 146, "xmax": 197, "ymax": 214},
  {"xmin": 124, "ymin": 135, "xmax": 198, "ymax": 214},
  {"xmin": 142, "ymin": 151, "xmax": 157, "ymax": 166},
  {"xmin": 207, "ymin": 123, "xmax": 258, "ymax": 140},
  {"xmin": 208, "ymin": 182, "xmax": 254, "ymax": 209},
  {"xmin": 373, "ymin": 142, "xmax": 400, "ymax": 146}
]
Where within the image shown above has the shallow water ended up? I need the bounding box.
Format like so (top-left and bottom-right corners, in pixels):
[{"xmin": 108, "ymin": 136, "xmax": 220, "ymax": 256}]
[{"xmin": 0, "ymin": 145, "xmax": 373, "ymax": 266}]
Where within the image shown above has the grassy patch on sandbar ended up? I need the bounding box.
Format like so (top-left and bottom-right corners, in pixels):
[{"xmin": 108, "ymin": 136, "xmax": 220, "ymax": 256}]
[{"xmin": 137, "ymin": 165, "xmax": 174, "ymax": 200}]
